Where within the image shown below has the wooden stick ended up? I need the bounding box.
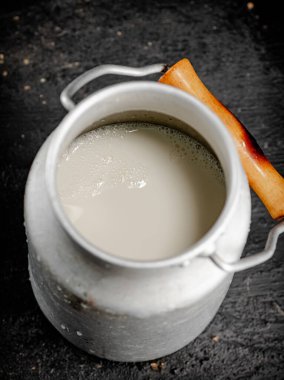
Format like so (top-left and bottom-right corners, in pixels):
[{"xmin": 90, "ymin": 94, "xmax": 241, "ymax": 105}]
[{"xmin": 159, "ymin": 58, "xmax": 284, "ymax": 220}]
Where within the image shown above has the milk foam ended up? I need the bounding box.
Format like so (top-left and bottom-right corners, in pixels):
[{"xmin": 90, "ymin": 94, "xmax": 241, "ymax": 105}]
[{"xmin": 57, "ymin": 122, "xmax": 226, "ymax": 261}]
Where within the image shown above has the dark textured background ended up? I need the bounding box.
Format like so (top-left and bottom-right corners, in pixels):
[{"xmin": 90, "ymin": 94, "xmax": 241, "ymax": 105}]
[{"xmin": 1, "ymin": 0, "xmax": 284, "ymax": 379}]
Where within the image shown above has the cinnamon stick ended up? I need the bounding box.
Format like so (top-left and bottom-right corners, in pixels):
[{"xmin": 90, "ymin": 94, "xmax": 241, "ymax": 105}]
[{"xmin": 159, "ymin": 58, "xmax": 284, "ymax": 220}]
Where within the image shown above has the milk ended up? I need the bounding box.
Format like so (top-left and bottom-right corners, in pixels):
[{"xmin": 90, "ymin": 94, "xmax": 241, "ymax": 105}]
[{"xmin": 57, "ymin": 122, "xmax": 226, "ymax": 261}]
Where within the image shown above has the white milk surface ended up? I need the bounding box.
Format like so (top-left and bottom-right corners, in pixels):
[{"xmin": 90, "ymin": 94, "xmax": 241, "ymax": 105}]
[{"xmin": 57, "ymin": 122, "xmax": 226, "ymax": 261}]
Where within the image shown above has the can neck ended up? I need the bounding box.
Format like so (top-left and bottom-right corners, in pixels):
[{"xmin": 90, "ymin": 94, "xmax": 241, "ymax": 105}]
[{"xmin": 46, "ymin": 81, "xmax": 242, "ymax": 270}]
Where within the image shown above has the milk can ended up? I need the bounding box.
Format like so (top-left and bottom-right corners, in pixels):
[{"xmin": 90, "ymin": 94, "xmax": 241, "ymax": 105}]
[{"xmin": 24, "ymin": 64, "xmax": 284, "ymax": 361}]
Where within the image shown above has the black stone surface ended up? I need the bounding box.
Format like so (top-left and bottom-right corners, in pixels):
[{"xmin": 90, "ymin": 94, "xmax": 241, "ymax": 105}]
[{"xmin": 1, "ymin": 0, "xmax": 284, "ymax": 378}]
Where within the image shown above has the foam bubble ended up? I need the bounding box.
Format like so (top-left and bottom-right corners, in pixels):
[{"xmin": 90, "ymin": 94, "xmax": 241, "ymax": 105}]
[{"xmin": 59, "ymin": 122, "xmax": 225, "ymax": 202}]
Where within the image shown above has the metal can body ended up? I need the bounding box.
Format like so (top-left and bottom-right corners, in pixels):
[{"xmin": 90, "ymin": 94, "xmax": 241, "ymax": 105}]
[{"xmin": 25, "ymin": 81, "xmax": 251, "ymax": 361}]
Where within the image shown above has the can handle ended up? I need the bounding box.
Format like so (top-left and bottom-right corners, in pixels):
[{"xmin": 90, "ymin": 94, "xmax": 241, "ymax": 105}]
[
  {"xmin": 209, "ymin": 220, "xmax": 284, "ymax": 272},
  {"xmin": 60, "ymin": 63, "xmax": 166, "ymax": 111}
]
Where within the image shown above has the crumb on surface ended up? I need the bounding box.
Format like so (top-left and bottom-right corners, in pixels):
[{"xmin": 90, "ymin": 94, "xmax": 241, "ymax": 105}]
[
  {"xmin": 13, "ymin": 15, "xmax": 20, "ymax": 21},
  {"xmin": 0, "ymin": 53, "xmax": 4, "ymax": 64},
  {"xmin": 62, "ymin": 62, "xmax": 80, "ymax": 69},
  {"xmin": 24, "ymin": 84, "xmax": 31, "ymax": 91},
  {"xmin": 212, "ymin": 335, "xmax": 220, "ymax": 343},
  {"xmin": 40, "ymin": 77, "xmax": 46, "ymax": 83},
  {"xmin": 150, "ymin": 361, "xmax": 165, "ymax": 371},
  {"xmin": 247, "ymin": 2, "xmax": 254, "ymax": 10},
  {"xmin": 116, "ymin": 30, "xmax": 122, "ymax": 36},
  {"xmin": 23, "ymin": 58, "xmax": 30, "ymax": 65},
  {"xmin": 273, "ymin": 302, "xmax": 284, "ymax": 317},
  {"xmin": 150, "ymin": 362, "xmax": 159, "ymax": 371},
  {"xmin": 2, "ymin": 70, "xmax": 8, "ymax": 77}
]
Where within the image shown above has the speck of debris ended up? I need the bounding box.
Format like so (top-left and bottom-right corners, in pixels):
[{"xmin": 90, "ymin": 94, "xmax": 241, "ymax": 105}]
[
  {"xmin": 117, "ymin": 31, "xmax": 123, "ymax": 36},
  {"xmin": 40, "ymin": 77, "xmax": 46, "ymax": 83},
  {"xmin": 42, "ymin": 100, "xmax": 47, "ymax": 105},
  {"xmin": 247, "ymin": 2, "xmax": 254, "ymax": 10},
  {"xmin": 150, "ymin": 361, "xmax": 165, "ymax": 372},
  {"xmin": 13, "ymin": 15, "xmax": 20, "ymax": 22},
  {"xmin": 212, "ymin": 335, "xmax": 220, "ymax": 343},
  {"xmin": 39, "ymin": 94, "xmax": 44, "ymax": 98},
  {"xmin": 31, "ymin": 366, "xmax": 36, "ymax": 371},
  {"xmin": 0, "ymin": 53, "xmax": 4, "ymax": 64},
  {"xmin": 76, "ymin": 331, "xmax": 83, "ymax": 336},
  {"xmin": 62, "ymin": 62, "xmax": 80, "ymax": 69},
  {"xmin": 21, "ymin": 134, "xmax": 25, "ymax": 139},
  {"xmin": 23, "ymin": 58, "xmax": 30, "ymax": 65},
  {"xmin": 24, "ymin": 85, "xmax": 31, "ymax": 91},
  {"xmin": 150, "ymin": 362, "xmax": 159, "ymax": 371},
  {"xmin": 147, "ymin": 41, "xmax": 152, "ymax": 46},
  {"xmin": 2, "ymin": 70, "xmax": 8, "ymax": 77},
  {"xmin": 95, "ymin": 363, "xmax": 103, "ymax": 369},
  {"xmin": 273, "ymin": 302, "xmax": 284, "ymax": 317}
]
